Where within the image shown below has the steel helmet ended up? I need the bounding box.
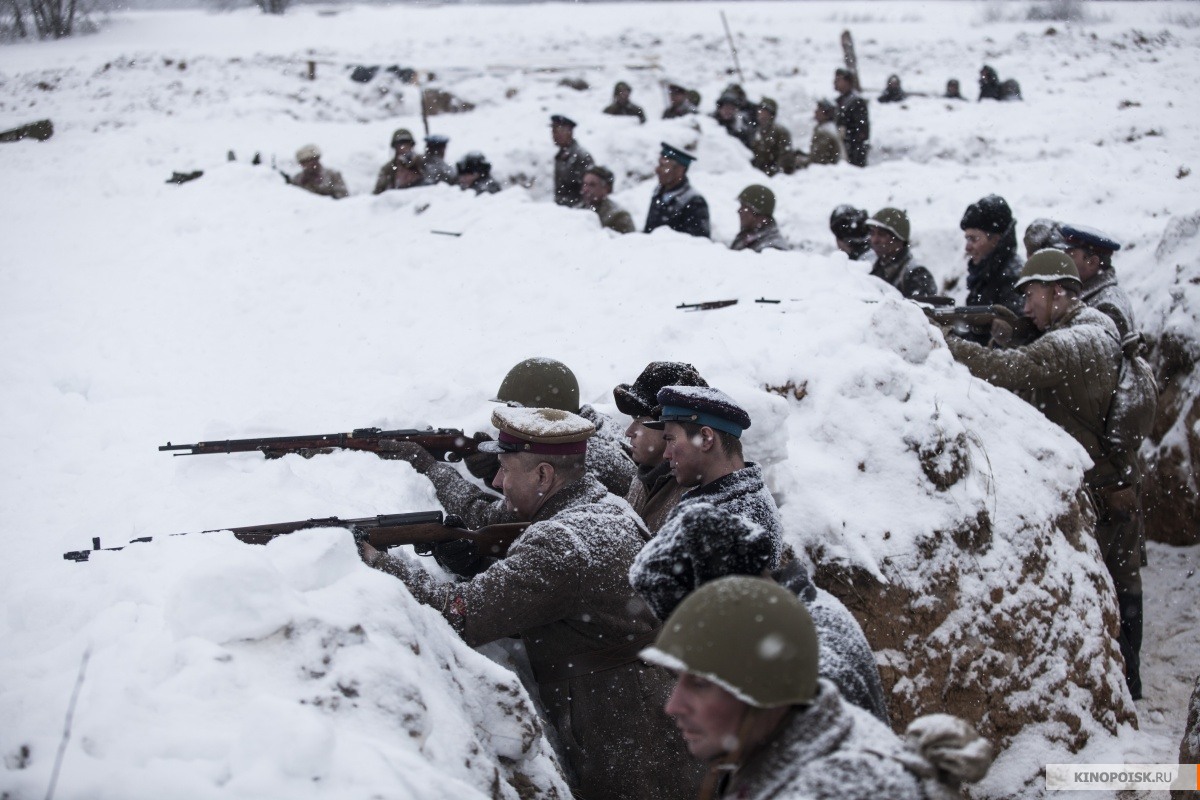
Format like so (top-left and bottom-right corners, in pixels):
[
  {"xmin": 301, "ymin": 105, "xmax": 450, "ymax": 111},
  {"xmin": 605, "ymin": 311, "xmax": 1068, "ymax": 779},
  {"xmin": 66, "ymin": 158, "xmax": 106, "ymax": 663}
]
[
  {"xmin": 493, "ymin": 357, "xmax": 580, "ymax": 413},
  {"xmin": 1015, "ymin": 248, "xmax": 1082, "ymax": 290},
  {"xmin": 641, "ymin": 576, "xmax": 819, "ymax": 708}
]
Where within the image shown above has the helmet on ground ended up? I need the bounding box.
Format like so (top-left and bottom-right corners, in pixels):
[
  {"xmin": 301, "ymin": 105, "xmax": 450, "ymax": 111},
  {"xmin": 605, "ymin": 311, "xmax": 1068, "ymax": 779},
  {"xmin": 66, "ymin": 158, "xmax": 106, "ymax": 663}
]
[
  {"xmin": 1014, "ymin": 248, "xmax": 1082, "ymax": 291},
  {"xmin": 641, "ymin": 576, "xmax": 819, "ymax": 709},
  {"xmin": 738, "ymin": 185, "xmax": 775, "ymax": 218},
  {"xmin": 493, "ymin": 357, "xmax": 580, "ymax": 413}
]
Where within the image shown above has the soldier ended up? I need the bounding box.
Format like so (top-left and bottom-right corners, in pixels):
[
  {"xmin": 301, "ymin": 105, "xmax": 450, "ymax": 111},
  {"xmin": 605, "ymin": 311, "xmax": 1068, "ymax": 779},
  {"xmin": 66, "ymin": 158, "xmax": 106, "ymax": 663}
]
[
  {"xmin": 795, "ymin": 99, "xmax": 846, "ymax": 168},
  {"xmin": 580, "ymin": 166, "xmax": 635, "ymax": 234},
  {"xmin": 1024, "ymin": 217, "xmax": 1066, "ymax": 259},
  {"xmin": 360, "ymin": 406, "xmax": 702, "ymax": 800},
  {"xmin": 978, "ymin": 65, "xmax": 1021, "ymax": 101},
  {"xmin": 421, "ymin": 134, "xmax": 455, "ymax": 185},
  {"xmin": 373, "ymin": 128, "xmax": 426, "ymax": 194},
  {"xmin": 877, "ymin": 73, "xmax": 908, "ymax": 103},
  {"xmin": 642, "ymin": 577, "xmax": 992, "ymax": 799},
  {"xmin": 961, "ymin": 194, "xmax": 1025, "ymax": 341},
  {"xmin": 291, "ymin": 144, "xmax": 348, "ymax": 199},
  {"xmin": 713, "ymin": 92, "xmax": 754, "ymax": 147},
  {"xmin": 748, "ymin": 98, "xmax": 794, "ymax": 177},
  {"xmin": 834, "ymin": 67, "xmax": 870, "ymax": 167},
  {"xmin": 603, "ymin": 81, "xmax": 646, "ymax": 124},
  {"xmin": 830, "ymin": 205, "xmax": 873, "ymax": 261},
  {"xmin": 550, "ymin": 114, "xmax": 594, "ymax": 208},
  {"xmin": 941, "ymin": 250, "xmax": 1144, "ymax": 698},
  {"xmin": 455, "ymin": 152, "xmax": 501, "ymax": 195},
  {"xmin": 864, "ymin": 208, "xmax": 937, "ymax": 298},
  {"xmin": 645, "ymin": 142, "xmax": 710, "ymax": 239},
  {"xmin": 613, "ymin": 361, "xmax": 709, "ymax": 534},
  {"xmin": 662, "ymin": 82, "xmax": 698, "ymax": 119},
  {"xmin": 945, "ymin": 78, "xmax": 966, "ymax": 100},
  {"xmin": 730, "ymin": 185, "xmax": 789, "ymax": 253}
]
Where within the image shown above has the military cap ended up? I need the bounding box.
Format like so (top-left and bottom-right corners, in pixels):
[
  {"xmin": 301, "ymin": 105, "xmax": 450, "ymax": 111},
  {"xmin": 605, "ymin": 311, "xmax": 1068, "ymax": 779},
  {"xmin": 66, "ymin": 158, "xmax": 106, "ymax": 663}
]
[
  {"xmin": 757, "ymin": 97, "xmax": 778, "ymax": 116},
  {"xmin": 390, "ymin": 128, "xmax": 415, "ymax": 147},
  {"xmin": 835, "ymin": 67, "xmax": 856, "ymax": 80},
  {"xmin": 614, "ymin": 361, "xmax": 708, "ymax": 418},
  {"xmin": 686, "ymin": 89, "xmax": 701, "ymax": 107},
  {"xmin": 660, "ymin": 142, "xmax": 696, "ymax": 167},
  {"xmin": 830, "ymin": 204, "xmax": 868, "ymax": 239},
  {"xmin": 865, "ymin": 207, "xmax": 911, "ymax": 242},
  {"xmin": 816, "ymin": 98, "xmax": 838, "ymax": 115},
  {"xmin": 738, "ymin": 184, "xmax": 775, "ymax": 218},
  {"xmin": 717, "ymin": 93, "xmax": 740, "ymax": 107},
  {"xmin": 613, "ymin": 81, "xmax": 631, "ymax": 94},
  {"xmin": 645, "ymin": 386, "xmax": 751, "ymax": 438},
  {"xmin": 550, "ymin": 114, "xmax": 577, "ymax": 128},
  {"xmin": 425, "ymin": 134, "xmax": 449, "ymax": 146},
  {"xmin": 295, "ymin": 144, "xmax": 321, "ymax": 162},
  {"xmin": 960, "ymin": 194, "xmax": 1014, "ymax": 235},
  {"xmin": 1015, "ymin": 249, "xmax": 1082, "ymax": 290},
  {"xmin": 456, "ymin": 151, "xmax": 491, "ymax": 176},
  {"xmin": 477, "ymin": 406, "xmax": 595, "ymax": 455},
  {"xmin": 1061, "ymin": 223, "xmax": 1121, "ymax": 253},
  {"xmin": 584, "ymin": 165, "xmax": 615, "ymax": 190},
  {"xmin": 667, "ymin": 82, "xmax": 687, "ymax": 93}
]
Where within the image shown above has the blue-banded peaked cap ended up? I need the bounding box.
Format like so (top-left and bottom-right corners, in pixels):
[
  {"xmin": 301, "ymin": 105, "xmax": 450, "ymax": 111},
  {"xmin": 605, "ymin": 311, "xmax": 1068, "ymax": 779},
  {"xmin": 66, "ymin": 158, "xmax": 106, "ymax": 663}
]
[
  {"xmin": 1061, "ymin": 224, "xmax": 1121, "ymax": 253},
  {"xmin": 646, "ymin": 386, "xmax": 751, "ymax": 438},
  {"xmin": 660, "ymin": 142, "xmax": 697, "ymax": 167}
]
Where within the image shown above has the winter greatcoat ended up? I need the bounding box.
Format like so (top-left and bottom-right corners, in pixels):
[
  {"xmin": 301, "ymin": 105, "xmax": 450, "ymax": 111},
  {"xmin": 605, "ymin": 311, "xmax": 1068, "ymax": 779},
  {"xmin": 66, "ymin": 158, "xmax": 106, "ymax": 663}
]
[
  {"xmin": 371, "ymin": 475, "xmax": 703, "ymax": 800},
  {"xmin": 836, "ymin": 90, "xmax": 870, "ymax": 167},
  {"xmin": 593, "ymin": 196, "xmax": 636, "ymax": 234},
  {"xmin": 749, "ymin": 121, "xmax": 794, "ymax": 177},
  {"xmin": 421, "ymin": 155, "xmax": 456, "ymax": 186},
  {"xmin": 373, "ymin": 154, "xmax": 426, "ymax": 194},
  {"xmin": 603, "ymin": 98, "xmax": 646, "ymax": 124},
  {"xmin": 662, "ymin": 99, "xmax": 698, "ymax": 119},
  {"xmin": 870, "ymin": 248, "xmax": 937, "ymax": 298},
  {"xmin": 1081, "ymin": 268, "xmax": 1137, "ymax": 341},
  {"xmin": 964, "ymin": 230, "xmax": 1024, "ymax": 341},
  {"xmin": 554, "ymin": 140, "xmax": 594, "ymax": 207},
  {"xmin": 291, "ymin": 166, "xmax": 348, "ymax": 199},
  {"xmin": 717, "ymin": 681, "xmax": 975, "ymax": 800},
  {"xmin": 731, "ymin": 221, "xmax": 789, "ymax": 253},
  {"xmin": 645, "ymin": 179, "xmax": 711, "ymax": 238},
  {"xmin": 797, "ymin": 120, "xmax": 846, "ymax": 168},
  {"xmin": 625, "ymin": 461, "xmax": 689, "ymax": 534}
]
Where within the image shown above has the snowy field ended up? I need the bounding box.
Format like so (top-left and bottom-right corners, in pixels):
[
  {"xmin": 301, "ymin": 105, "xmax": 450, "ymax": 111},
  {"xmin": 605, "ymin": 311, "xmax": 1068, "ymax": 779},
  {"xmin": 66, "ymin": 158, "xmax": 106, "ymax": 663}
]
[{"xmin": 1, "ymin": 2, "xmax": 1199, "ymax": 798}]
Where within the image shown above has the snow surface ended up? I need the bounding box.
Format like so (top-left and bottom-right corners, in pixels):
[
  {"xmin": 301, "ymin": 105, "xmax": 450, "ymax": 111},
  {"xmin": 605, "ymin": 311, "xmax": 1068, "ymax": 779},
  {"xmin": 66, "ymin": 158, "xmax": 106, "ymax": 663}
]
[{"xmin": 2, "ymin": 2, "xmax": 1199, "ymax": 798}]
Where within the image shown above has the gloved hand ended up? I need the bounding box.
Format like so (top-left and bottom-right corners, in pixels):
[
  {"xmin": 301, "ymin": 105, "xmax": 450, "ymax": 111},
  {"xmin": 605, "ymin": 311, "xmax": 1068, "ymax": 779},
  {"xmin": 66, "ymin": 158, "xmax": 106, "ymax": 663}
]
[
  {"xmin": 431, "ymin": 538, "xmax": 491, "ymax": 578},
  {"xmin": 378, "ymin": 441, "xmax": 437, "ymax": 473},
  {"xmin": 464, "ymin": 432, "xmax": 500, "ymax": 484}
]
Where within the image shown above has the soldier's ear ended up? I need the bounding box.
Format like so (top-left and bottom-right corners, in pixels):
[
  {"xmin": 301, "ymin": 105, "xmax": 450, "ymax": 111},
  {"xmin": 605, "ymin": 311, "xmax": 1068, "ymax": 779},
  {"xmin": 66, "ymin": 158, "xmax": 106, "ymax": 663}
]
[{"xmin": 699, "ymin": 427, "xmax": 717, "ymax": 451}]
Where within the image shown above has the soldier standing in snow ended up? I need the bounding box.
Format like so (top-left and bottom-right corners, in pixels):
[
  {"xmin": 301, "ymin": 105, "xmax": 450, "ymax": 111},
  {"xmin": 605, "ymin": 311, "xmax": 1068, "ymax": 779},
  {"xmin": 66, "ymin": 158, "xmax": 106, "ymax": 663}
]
[
  {"xmin": 830, "ymin": 205, "xmax": 874, "ymax": 261},
  {"xmin": 580, "ymin": 166, "xmax": 635, "ymax": 234},
  {"xmin": 373, "ymin": 128, "xmax": 426, "ymax": 194},
  {"xmin": 713, "ymin": 92, "xmax": 755, "ymax": 147},
  {"xmin": 360, "ymin": 406, "xmax": 703, "ymax": 800},
  {"xmin": 645, "ymin": 142, "xmax": 710, "ymax": 239},
  {"xmin": 942, "ymin": 250, "xmax": 1145, "ymax": 698},
  {"xmin": 748, "ymin": 98, "xmax": 794, "ymax": 177},
  {"xmin": 865, "ymin": 208, "xmax": 937, "ymax": 298},
  {"xmin": 291, "ymin": 144, "xmax": 348, "ymax": 199},
  {"xmin": 613, "ymin": 361, "xmax": 710, "ymax": 534},
  {"xmin": 642, "ymin": 577, "xmax": 992, "ymax": 800},
  {"xmin": 730, "ymin": 185, "xmax": 789, "ymax": 253},
  {"xmin": 834, "ymin": 67, "xmax": 870, "ymax": 167},
  {"xmin": 662, "ymin": 82, "xmax": 698, "ymax": 119},
  {"xmin": 550, "ymin": 114, "xmax": 594, "ymax": 207},
  {"xmin": 794, "ymin": 99, "xmax": 847, "ymax": 168},
  {"xmin": 1063, "ymin": 225, "xmax": 1137, "ymax": 341},
  {"xmin": 960, "ymin": 194, "xmax": 1025, "ymax": 342},
  {"xmin": 603, "ymin": 81, "xmax": 646, "ymax": 124},
  {"xmin": 421, "ymin": 134, "xmax": 456, "ymax": 185},
  {"xmin": 455, "ymin": 152, "xmax": 502, "ymax": 195}
]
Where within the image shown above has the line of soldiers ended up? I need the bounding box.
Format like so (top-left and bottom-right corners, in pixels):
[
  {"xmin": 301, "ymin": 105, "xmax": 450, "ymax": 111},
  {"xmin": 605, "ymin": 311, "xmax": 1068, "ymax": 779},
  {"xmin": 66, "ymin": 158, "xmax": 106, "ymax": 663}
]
[{"xmin": 355, "ymin": 356, "xmax": 994, "ymax": 799}]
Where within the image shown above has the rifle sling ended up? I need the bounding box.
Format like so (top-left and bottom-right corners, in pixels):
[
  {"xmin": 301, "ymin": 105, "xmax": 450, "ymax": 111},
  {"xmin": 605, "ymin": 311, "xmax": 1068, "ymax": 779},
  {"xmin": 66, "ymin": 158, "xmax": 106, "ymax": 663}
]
[{"xmin": 531, "ymin": 630, "xmax": 659, "ymax": 684}]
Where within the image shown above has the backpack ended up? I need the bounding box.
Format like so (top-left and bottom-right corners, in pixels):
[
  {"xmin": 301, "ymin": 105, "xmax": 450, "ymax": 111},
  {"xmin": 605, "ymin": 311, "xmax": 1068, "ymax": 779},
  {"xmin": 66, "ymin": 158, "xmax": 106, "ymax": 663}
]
[{"xmin": 1103, "ymin": 332, "xmax": 1159, "ymax": 457}]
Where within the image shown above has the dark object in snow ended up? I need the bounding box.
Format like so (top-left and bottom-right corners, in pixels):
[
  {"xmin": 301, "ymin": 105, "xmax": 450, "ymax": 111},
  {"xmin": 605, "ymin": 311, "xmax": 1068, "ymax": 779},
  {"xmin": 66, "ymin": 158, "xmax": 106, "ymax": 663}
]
[
  {"xmin": 1176, "ymin": 674, "xmax": 1200, "ymax": 799},
  {"xmin": 63, "ymin": 510, "xmax": 528, "ymax": 563},
  {"xmin": 978, "ymin": 65, "xmax": 1022, "ymax": 101},
  {"xmin": 158, "ymin": 426, "xmax": 479, "ymax": 462},
  {"xmin": 165, "ymin": 170, "xmax": 203, "ymax": 185},
  {"xmin": 676, "ymin": 299, "xmax": 737, "ymax": 311},
  {"xmin": 349, "ymin": 65, "xmax": 380, "ymax": 83},
  {"xmin": 0, "ymin": 119, "xmax": 53, "ymax": 143}
]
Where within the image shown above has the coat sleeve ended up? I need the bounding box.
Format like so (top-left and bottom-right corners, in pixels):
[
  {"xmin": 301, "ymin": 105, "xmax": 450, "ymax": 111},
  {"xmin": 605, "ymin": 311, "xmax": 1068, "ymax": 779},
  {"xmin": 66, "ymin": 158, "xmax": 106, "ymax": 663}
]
[
  {"xmin": 681, "ymin": 196, "xmax": 712, "ymax": 238},
  {"xmin": 425, "ymin": 462, "xmax": 514, "ymax": 528},
  {"xmin": 946, "ymin": 332, "xmax": 1079, "ymax": 391}
]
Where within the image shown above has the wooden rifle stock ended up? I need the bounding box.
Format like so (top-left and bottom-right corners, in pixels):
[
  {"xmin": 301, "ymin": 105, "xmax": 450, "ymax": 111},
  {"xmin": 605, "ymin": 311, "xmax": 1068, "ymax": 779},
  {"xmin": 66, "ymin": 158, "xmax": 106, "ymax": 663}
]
[{"xmin": 159, "ymin": 427, "xmax": 478, "ymax": 462}]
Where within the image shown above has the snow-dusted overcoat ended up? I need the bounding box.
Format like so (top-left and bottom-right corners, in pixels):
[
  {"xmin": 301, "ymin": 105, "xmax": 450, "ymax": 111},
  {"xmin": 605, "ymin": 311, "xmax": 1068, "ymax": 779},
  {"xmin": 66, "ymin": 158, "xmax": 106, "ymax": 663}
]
[
  {"xmin": 798, "ymin": 120, "xmax": 846, "ymax": 167},
  {"xmin": 835, "ymin": 90, "xmax": 870, "ymax": 167},
  {"xmin": 594, "ymin": 196, "xmax": 636, "ymax": 234},
  {"xmin": 719, "ymin": 680, "xmax": 980, "ymax": 800},
  {"xmin": 965, "ymin": 232, "xmax": 1024, "ymax": 319},
  {"xmin": 291, "ymin": 166, "xmax": 348, "ymax": 199},
  {"xmin": 645, "ymin": 179, "xmax": 711, "ymax": 238},
  {"xmin": 749, "ymin": 121, "xmax": 794, "ymax": 177},
  {"xmin": 1081, "ymin": 268, "xmax": 1137, "ymax": 341},
  {"xmin": 625, "ymin": 461, "xmax": 689, "ymax": 534},
  {"xmin": 372, "ymin": 475, "xmax": 702, "ymax": 800},
  {"xmin": 553, "ymin": 139, "xmax": 594, "ymax": 207},
  {"xmin": 870, "ymin": 248, "xmax": 937, "ymax": 298},
  {"xmin": 946, "ymin": 303, "xmax": 1121, "ymax": 487},
  {"xmin": 731, "ymin": 221, "xmax": 789, "ymax": 253}
]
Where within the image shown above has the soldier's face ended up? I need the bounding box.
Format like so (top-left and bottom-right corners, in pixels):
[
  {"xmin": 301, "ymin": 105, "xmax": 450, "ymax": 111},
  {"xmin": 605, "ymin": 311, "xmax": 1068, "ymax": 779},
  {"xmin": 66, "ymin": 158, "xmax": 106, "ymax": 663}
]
[
  {"xmin": 1022, "ymin": 283, "xmax": 1056, "ymax": 331},
  {"xmin": 868, "ymin": 227, "xmax": 904, "ymax": 259},
  {"xmin": 665, "ymin": 672, "xmax": 747, "ymax": 761},
  {"xmin": 580, "ymin": 173, "xmax": 609, "ymax": 206},
  {"xmin": 963, "ymin": 228, "xmax": 1000, "ymax": 262},
  {"xmin": 1065, "ymin": 246, "xmax": 1100, "ymax": 282},
  {"xmin": 625, "ymin": 417, "xmax": 667, "ymax": 467},
  {"xmin": 393, "ymin": 141, "xmax": 413, "ymax": 155},
  {"xmin": 668, "ymin": 87, "xmax": 685, "ymax": 105},
  {"xmin": 834, "ymin": 74, "xmax": 851, "ymax": 94},
  {"xmin": 656, "ymin": 157, "xmax": 686, "ymax": 189},
  {"xmin": 551, "ymin": 124, "xmax": 573, "ymax": 148},
  {"xmin": 662, "ymin": 421, "xmax": 708, "ymax": 487},
  {"xmin": 492, "ymin": 453, "xmax": 548, "ymax": 520},
  {"xmin": 299, "ymin": 158, "xmax": 320, "ymax": 175}
]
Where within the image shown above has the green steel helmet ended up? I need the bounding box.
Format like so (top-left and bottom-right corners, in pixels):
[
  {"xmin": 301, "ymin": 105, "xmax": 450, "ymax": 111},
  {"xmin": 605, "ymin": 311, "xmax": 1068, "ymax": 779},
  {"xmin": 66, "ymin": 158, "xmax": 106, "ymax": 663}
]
[
  {"xmin": 493, "ymin": 357, "xmax": 580, "ymax": 413},
  {"xmin": 738, "ymin": 184, "xmax": 775, "ymax": 218},
  {"xmin": 1015, "ymin": 248, "xmax": 1082, "ymax": 290},
  {"xmin": 641, "ymin": 576, "xmax": 819, "ymax": 709},
  {"xmin": 390, "ymin": 128, "xmax": 415, "ymax": 147},
  {"xmin": 757, "ymin": 97, "xmax": 778, "ymax": 117},
  {"xmin": 865, "ymin": 207, "xmax": 911, "ymax": 242}
]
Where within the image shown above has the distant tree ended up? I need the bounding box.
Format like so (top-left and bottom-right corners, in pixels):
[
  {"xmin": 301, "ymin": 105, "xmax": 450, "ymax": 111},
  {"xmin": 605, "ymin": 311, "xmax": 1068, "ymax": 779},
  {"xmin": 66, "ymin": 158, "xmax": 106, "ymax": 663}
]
[{"xmin": 2, "ymin": 0, "xmax": 85, "ymax": 38}]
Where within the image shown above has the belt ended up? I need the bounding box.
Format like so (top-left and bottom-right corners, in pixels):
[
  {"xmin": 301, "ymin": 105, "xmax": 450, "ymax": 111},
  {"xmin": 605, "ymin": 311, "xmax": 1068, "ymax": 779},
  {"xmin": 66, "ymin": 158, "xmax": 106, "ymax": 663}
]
[{"xmin": 532, "ymin": 630, "xmax": 659, "ymax": 684}]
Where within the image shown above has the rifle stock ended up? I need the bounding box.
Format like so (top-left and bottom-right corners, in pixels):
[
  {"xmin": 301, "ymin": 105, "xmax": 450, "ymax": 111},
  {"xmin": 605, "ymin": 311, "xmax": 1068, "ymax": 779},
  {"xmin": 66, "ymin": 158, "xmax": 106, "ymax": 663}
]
[
  {"xmin": 64, "ymin": 511, "xmax": 528, "ymax": 563},
  {"xmin": 159, "ymin": 427, "xmax": 478, "ymax": 462}
]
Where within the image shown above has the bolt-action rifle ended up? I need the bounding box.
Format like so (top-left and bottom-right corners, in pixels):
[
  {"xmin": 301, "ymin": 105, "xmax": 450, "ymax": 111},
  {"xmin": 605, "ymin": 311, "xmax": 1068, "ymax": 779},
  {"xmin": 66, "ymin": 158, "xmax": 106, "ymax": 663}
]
[
  {"xmin": 63, "ymin": 510, "xmax": 528, "ymax": 563},
  {"xmin": 159, "ymin": 427, "xmax": 478, "ymax": 462}
]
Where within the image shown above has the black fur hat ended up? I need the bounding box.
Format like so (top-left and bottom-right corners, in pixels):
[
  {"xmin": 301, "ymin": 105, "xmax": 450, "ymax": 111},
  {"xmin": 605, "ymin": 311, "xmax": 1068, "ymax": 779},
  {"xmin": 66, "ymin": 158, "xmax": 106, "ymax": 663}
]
[
  {"xmin": 613, "ymin": 362, "xmax": 707, "ymax": 418},
  {"xmin": 960, "ymin": 194, "xmax": 1014, "ymax": 235}
]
